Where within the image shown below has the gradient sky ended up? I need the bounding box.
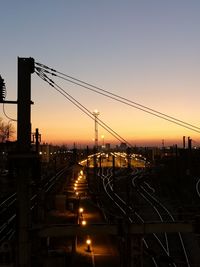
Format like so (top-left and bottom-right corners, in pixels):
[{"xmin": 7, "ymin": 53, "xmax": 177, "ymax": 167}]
[{"xmin": 1, "ymin": 0, "xmax": 200, "ymax": 147}]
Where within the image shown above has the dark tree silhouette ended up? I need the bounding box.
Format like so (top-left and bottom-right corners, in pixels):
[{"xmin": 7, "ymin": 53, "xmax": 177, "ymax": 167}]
[{"xmin": 0, "ymin": 117, "xmax": 15, "ymax": 142}]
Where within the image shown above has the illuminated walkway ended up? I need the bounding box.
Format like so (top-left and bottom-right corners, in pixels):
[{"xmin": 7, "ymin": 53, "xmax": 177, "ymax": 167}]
[{"xmin": 71, "ymin": 171, "xmax": 120, "ymax": 267}]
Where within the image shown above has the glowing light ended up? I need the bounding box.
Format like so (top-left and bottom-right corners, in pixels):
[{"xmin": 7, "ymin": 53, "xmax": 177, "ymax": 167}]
[
  {"xmin": 82, "ymin": 220, "xmax": 87, "ymax": 226},
  {"xmin": 79, "ymin": 208, "xmax": 84, "ymax": 213},
  {"xmin": 86, "ymin": 238, "xmax": 91, "ymax": 245},
  {"xmin": 93, "ymin": 109, "xmax": 99, "ymax": 115}
]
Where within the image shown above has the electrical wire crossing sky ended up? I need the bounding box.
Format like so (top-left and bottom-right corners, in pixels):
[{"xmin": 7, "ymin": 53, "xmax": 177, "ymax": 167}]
[{"xmin": 0, "ymin": 1, "xmax": 200, "ymax": 147}]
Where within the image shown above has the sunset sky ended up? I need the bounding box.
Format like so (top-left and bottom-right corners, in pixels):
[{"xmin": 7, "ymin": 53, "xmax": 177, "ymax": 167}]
[{"xmin": 1, "ymin": 1, "xmax": 200, "ymax": 147}]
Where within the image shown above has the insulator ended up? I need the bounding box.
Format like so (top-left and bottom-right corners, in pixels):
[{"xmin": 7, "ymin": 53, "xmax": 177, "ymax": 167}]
[{"xmin": 0, "ymin": 75, "xmax": 6, "ymax": 102}]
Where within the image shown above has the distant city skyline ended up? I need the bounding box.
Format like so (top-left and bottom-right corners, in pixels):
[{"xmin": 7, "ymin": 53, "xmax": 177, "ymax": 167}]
[{"xmin": 1, "ymin": 1, "xmax": 200, "ymax": 147}]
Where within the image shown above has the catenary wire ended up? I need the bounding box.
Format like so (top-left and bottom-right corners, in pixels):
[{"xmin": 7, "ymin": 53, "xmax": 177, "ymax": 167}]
[
  {"xmin": 36, "ymin": 66, "xmax": 200, "ymax": 134},
  {"xmin": 35, "ymin": 62, "xmax": 200, "ymax": 133},
  {"xmin": 35, "ymin": 69, "xmax": 133, "ymax": 147},
  {"xmin": 35, "ymin": 65, "xmax": 200, "ymax": 135},
  {"xmin": 36, "ymin": 70, "xmax": 132, "ymax": 146}
]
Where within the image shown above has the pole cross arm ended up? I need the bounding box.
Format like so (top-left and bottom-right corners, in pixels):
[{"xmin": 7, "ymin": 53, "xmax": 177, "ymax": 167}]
[
  {"xmin": 0, "ymin": 100, "xmax": 34, "ymax": 104},
  {"xmin": 0, "ymin": 100, "xmax": 18, "ymax": 104}
]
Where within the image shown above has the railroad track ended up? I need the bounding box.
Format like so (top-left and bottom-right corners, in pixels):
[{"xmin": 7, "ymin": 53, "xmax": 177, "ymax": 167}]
[
  {"xmin": 99, "ymin": 166, "xmax": 193, "ymax": 266},
  {"xmin": 0, "ymin": 166, "xmax": 70, "ymax": 243}
]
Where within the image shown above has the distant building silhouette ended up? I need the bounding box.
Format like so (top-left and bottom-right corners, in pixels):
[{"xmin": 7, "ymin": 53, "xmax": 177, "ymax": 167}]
[{"xmin": 119, "ymin": 142, "xmax": 127, "ymax": 150}]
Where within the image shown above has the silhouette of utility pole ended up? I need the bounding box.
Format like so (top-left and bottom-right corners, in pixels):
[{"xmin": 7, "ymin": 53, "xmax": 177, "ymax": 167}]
[
  {"xmin": 1, "ymin": 58, "xmax": 35, "ymax": 267},
  {"xmin": 16, "ymin": 57, "xmax": 35, "ymax": 267}
]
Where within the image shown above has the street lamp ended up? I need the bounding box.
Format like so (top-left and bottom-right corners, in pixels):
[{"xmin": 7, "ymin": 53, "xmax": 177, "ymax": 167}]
[
  {"xmin": 79, "ymin": 207, "xmax": 84, "ymax": 214},
  {"xmin": 86, "ymin": 238, "xmax": 92, "ymax": 252},
  {"xmin": 82, "ymin": 220, "xmax": 87, "ymax": 226}
]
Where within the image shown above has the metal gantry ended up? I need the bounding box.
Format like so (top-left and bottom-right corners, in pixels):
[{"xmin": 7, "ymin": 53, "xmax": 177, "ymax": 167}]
[{"xmin": 93, "ymin": 109, "xmax": 100, "ymax": 150}]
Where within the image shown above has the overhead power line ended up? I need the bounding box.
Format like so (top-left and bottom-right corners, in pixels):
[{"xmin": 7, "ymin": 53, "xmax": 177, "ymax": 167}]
[
  {"xmin": 35, "ymin": 62, "xmax": 200, "ymax": 134},
  {"xmin": 35, "ymin": 68, "xmax": 133, "ymax": 147}
]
